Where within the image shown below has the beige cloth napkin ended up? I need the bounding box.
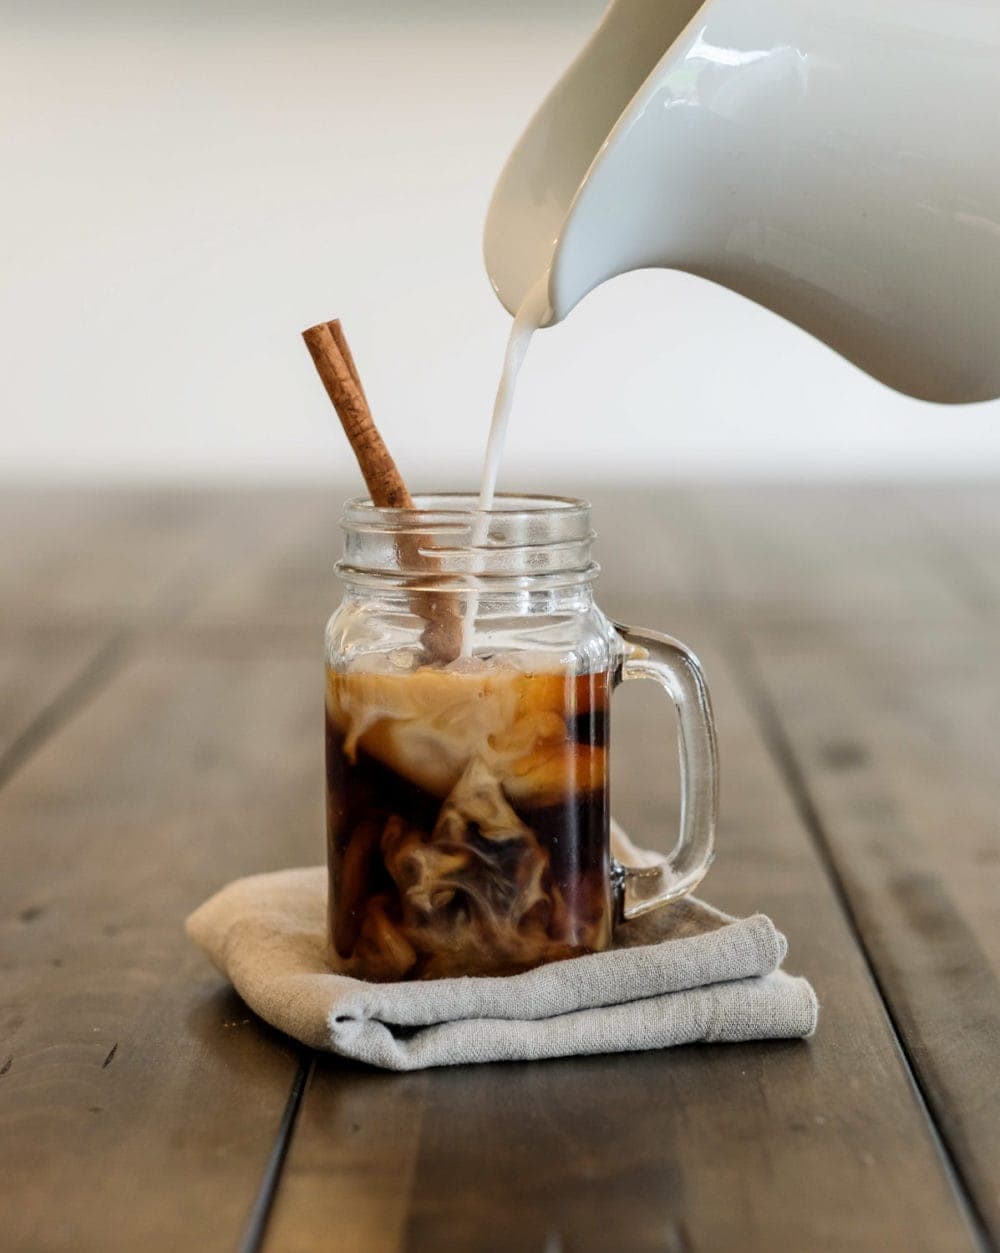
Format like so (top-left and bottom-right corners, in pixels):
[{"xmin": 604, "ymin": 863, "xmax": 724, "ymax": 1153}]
[{"xmin": 186, "ymin": 864, "xmax": 817, "ymax": 1072}]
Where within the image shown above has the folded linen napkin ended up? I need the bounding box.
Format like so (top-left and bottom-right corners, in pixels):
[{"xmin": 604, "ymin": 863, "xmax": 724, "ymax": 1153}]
[{"xmin": 186, "ymin": 862, "xmax": 817, "ymax": 1071}]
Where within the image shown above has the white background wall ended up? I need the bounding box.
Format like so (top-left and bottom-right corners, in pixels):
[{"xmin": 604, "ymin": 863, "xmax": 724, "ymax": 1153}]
[{"xmin": 3, "ymin": 1, "xmax": 999, "ymax": 486}]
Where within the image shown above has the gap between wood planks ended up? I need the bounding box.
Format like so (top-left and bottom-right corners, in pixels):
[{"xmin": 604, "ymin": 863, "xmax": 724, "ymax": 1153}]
[
  {"xmin": 0, "ymin": 632, "xmax": 129, "ymax": 793},
  {"xmin": 0, "ymin": 500, "xmax": 284, "ymax": 800},
  {"xmin": 899, "ymin": 487, "xmax": 999, "ymax": 620},
  {"xmin": 0, "ymin": 483, "xmax": 333, "ymax": 806},
  {"xmin": 239, "ymin": 1054, "xmax": 315, "ymax": 1253}
]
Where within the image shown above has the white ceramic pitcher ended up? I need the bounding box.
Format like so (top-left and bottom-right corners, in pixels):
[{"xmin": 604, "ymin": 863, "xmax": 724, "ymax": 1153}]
[{"xmin": 484, "ymin": 0, "xmax": 1000, "ymax": 403}]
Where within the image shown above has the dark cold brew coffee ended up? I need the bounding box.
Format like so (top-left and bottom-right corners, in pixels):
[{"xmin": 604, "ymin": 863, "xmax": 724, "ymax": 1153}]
[{"xmin": 326, "ymin": 659, "xmax": 612, "ymax": 980}]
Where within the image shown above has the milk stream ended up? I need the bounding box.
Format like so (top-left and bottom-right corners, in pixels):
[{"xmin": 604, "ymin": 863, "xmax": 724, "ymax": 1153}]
[{"xmin": 460, "ymin": 278, "xmax": 551, "ymax": 656}]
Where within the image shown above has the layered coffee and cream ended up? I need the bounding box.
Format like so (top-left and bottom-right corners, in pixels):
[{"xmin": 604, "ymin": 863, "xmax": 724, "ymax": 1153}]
[{"xmin": 325, "ymin": 656, "xmax": 612, "ymax": 980}]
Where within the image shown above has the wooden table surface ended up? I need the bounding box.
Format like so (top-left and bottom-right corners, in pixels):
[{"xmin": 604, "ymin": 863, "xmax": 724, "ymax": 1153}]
[{"xmin": 2, "ymin": 484, "xmax": 998, "ymax": 1252}]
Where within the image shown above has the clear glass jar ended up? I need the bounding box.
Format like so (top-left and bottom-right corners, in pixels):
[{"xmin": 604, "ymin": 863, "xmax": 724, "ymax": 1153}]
[{"xmin": 324, "ymin": 494, "xmax": 717, "ymax": 981}]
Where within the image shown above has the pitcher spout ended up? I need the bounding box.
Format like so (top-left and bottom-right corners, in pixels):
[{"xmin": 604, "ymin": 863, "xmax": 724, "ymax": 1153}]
[
  {"xmin": 484, "ymin": 0, "xmax": 706, "ymax": 322},
  {"xmin": 485, "ymin": 0, "xmax": 1000, "ymax": 404}
]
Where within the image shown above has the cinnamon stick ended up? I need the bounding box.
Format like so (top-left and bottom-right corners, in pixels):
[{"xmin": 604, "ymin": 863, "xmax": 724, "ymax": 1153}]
[
  {"xmin": 302, "ymin": 320, "xmax": 411, "ymax": 509},
  {"xmin": 301, "ymin": 319, "xmax": 461, "ymax": 662},
  {"xmin": 327, "ymin": 318, "xmax": 370, "ymax": 408}
]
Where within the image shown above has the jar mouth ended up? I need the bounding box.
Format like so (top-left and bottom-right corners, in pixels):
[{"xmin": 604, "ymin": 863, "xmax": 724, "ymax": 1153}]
[
  {"xmin": 338, "ymin": 493, "xmax": 597, "ymax": 588},
  {"xmin": 342, "ymin": 492, "xmax": 590, "ymax": 525}
]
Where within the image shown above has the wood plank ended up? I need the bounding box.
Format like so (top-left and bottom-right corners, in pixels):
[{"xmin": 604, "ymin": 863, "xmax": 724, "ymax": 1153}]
[
  {"xmin": 0, "ymin": 489, "xmax": 192, "ymax": 793},
  {"xmin": 907, "ymin": 482, "xmax": 1000, "ymax": 615},
  {"xmin": 264, "ymin": 1063, "xmax": 428, "ymax": 1253},
  {"xmin": 266, "ymin": 496, "xmax": 975, "ymax": 1252},
  {"xmin": 0, "ymin": 630, "xmax": 325, "ymax": 1250},
  {"xmin": 0, "ymin": 625, "xmax": 113, "ymax": 773},
  {"xmin": 0, "ymin": 487, "xmax": 323, "ymax": 795},
  {"xmin": 0, "ymin": 485, "xmax": 323, "ymax": 629},
  {"xmin": 742, "ymin": 620, "xmax": 1000, "ymax": 1242},
  {"xmin": 183, "ymin": 488, "xmax": 340, "ymax": 634},
  {"xmin": 686, "ymin": 483, "xmax": 976, "ymax": 631},
  {"xmin": 0, "ymin": 486, "xmax": 214, "ymax": 627},
  {"xmin": 693, "ymin": 483, "xmax": 1000, "ymax": 1241}
]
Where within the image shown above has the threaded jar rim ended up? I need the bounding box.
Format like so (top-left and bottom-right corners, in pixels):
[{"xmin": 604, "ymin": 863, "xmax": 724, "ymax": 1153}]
[{"xmin": 337, "ymin": 493, "xmax": 598, "ymax": 589}]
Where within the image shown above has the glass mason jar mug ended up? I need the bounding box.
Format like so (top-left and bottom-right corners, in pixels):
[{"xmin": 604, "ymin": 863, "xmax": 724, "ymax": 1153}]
[{"xmin": 324, "ymin": 495, "xmax": 717, "ymax": 981}]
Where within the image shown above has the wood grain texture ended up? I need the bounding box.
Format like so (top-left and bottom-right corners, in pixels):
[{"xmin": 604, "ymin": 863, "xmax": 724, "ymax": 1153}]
[
  {"xmin": 0, "ymin": 626, "xmax": 113, "ymax": 774},
  {"xmin": 686, "ymin": 484, "xmax": 977, "ymax": 631},
  {"xmin": 182, "ymin": 489, "xmax": 338, "ymax": 636},
  {"xmin": 0, "ymin": 632, "xmax": 324, "ymax": 1249},
  {"xmin": 264, "ymin": 493, "xmax": 977, "ymax": 1253},
  {"xmin": 0, "ymin": 485, "xmax": 327, "ymax": 629},
  {"xmin": 744, "ymin": 623, "xmax": 1000, "ymax": 1241},
  {"xmin": 908, "ymin": 482, "xmax": 1000, "ymax": 616},
  {"xmin": 3, "ymin": 485, "xmax": 994, "ymax": 1252},
  {"xmin": 265, "ymin": 1063, "xmax": 428, "ymax": 1253},
  {"xmin": 692, "ymin": 484, "xmax": 1000, "ymax": 1243},
  {"xmin": 0, "ymin": 486, "xmax": 325, "ymax": 788},
  {"xmin": 0, "ymin": 488, "xmax": 211, "ymax": 789}
]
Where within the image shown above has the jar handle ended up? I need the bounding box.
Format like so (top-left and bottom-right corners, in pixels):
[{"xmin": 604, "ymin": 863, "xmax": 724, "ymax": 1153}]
[{"xmin": 611, "ymin": 624, "xmax": 718, "ymax": 921}]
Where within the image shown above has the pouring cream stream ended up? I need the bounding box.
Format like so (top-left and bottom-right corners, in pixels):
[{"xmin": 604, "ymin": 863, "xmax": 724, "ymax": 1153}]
[{"xmin": 461, "ymin": 277, "xmax": 551, "ymax": 656}]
